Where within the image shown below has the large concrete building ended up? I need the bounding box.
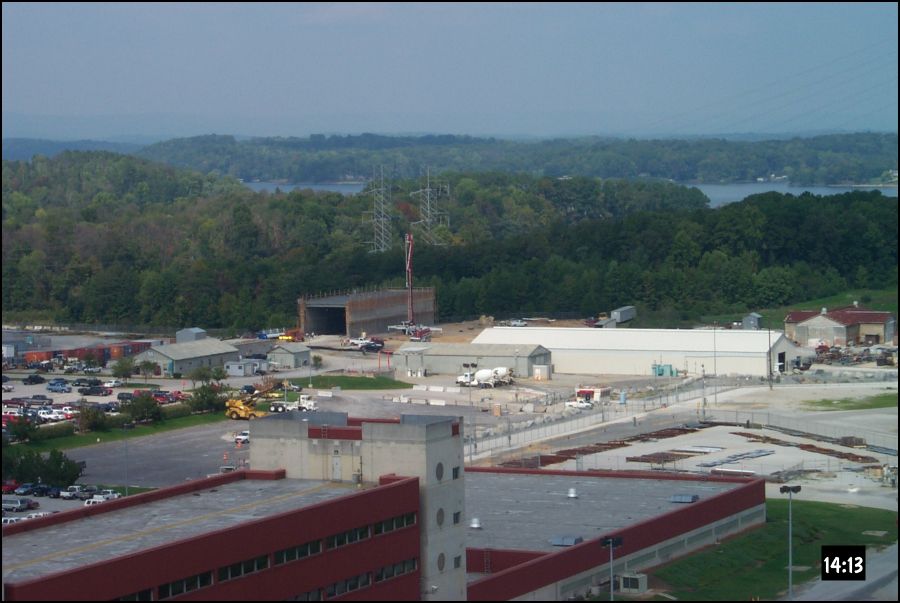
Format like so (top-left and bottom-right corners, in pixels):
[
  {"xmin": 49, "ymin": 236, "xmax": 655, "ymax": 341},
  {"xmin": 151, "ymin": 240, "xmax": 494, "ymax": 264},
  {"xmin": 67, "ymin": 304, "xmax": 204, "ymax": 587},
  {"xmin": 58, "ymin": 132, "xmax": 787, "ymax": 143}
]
[
  {"xmin": 298, "ymin": 288, "xmax": 436, "ymax": 338},
  {"xmin": 3, "ymin": 413, "xmax": 765, "ymax": 601},
  {"xmin": 474, "ymin": 327, "xmax": 802, "ymax": 377},
  {"xmin": 395, "ymin": 343, "xmax": 552, "ymax": 378}
]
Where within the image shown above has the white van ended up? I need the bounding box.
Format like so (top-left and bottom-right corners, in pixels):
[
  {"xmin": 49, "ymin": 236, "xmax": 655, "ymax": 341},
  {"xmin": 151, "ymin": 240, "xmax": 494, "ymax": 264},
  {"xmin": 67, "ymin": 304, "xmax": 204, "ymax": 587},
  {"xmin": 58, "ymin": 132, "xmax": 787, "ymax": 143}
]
[{"xmin": 84, "ymin": 497, "xmax": 106, "ymax": 507}]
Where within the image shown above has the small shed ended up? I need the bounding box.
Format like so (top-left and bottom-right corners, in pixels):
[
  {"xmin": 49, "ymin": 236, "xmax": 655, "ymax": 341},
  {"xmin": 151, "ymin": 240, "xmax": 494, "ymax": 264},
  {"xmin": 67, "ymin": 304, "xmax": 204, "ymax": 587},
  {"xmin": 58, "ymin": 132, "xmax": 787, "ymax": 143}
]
[
  {"xmin": 267, "ymin": 342, "xmax": 312, "ymax": 370},
  {"xmin": 742, "ymin": 313, "xmax": 763, "ymax": 330},
  {"xmin": 176, "ymin": 327, "xmax": 207, "ymax": 344}
]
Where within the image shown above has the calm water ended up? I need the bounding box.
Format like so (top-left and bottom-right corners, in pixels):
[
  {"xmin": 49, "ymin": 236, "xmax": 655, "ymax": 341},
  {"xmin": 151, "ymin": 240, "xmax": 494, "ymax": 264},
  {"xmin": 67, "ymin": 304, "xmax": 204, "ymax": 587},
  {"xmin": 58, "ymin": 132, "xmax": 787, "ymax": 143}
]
[
  {"xmin": 688, "ymin": 182, "xmax": 897, "ymax": 207},
  {"xmin": 243, "ymin": 179, "xmax": 897, "ymax": 206}
]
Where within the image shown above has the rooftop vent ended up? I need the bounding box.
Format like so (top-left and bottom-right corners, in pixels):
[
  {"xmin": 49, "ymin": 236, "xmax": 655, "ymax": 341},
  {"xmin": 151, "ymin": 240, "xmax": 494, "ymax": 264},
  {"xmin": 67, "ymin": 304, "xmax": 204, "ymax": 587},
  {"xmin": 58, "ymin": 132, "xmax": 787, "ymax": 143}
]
[
  {"xmin": 567, "ymin": 487, "xmax": 578, "ymax": 499},
  {"xmin": 469, "ymin": 517, "xmax": 482, "ymax": 529},
  {"xmin": 550, "ymin": 535, "xmax": 583, "ymax": 547},
  {"xmin": 669, "ymin": 494, "xmax": 700, "ymax": 504}
]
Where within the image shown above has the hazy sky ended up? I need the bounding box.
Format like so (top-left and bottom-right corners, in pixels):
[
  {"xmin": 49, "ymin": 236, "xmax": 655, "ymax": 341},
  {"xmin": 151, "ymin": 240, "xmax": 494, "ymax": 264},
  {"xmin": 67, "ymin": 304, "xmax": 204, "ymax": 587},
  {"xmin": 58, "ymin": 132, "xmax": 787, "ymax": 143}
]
[{"xmin": 3, "ymin": 2, "xmax": 897, "ymax": 139}]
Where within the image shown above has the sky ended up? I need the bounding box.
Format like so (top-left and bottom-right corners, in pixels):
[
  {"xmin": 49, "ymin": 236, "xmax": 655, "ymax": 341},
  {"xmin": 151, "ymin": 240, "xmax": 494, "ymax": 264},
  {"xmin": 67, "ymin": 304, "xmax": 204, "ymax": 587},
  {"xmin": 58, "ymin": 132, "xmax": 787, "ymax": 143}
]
[{"xmin": 2, "ymin": 2, "xmax": 898, "ymax": 140}]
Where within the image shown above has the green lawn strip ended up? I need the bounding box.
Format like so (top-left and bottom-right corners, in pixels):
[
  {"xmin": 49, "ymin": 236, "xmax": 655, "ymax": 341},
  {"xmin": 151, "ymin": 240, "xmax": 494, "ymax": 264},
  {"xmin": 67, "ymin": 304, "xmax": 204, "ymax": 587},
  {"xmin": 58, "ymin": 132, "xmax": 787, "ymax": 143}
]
[
  {"xmin": 803, "ymin": 392, "xmax": 898, "ymax": 411},
  {"xmin": 648, "ymin": 499, "xmax": 897, "ymax": 601},
  {"xmin": 288, "ymin": 374, "xmax": 414, "ymax": 390},
  {"xmin": 22, "ymin": 413, "xmax": 230, "ymax": 453}
]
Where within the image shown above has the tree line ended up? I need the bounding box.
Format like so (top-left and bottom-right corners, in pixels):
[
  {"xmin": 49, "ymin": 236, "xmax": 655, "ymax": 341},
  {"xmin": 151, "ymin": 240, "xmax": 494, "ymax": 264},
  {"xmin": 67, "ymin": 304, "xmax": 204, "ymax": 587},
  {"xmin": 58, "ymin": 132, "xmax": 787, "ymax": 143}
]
[
  {"xmin": 2, "ymin": 152, "xmax": 896, "ymax": 331},
  {"xmin": 134, "ymin": 132, "xmax": 898, "ymax": 185}
]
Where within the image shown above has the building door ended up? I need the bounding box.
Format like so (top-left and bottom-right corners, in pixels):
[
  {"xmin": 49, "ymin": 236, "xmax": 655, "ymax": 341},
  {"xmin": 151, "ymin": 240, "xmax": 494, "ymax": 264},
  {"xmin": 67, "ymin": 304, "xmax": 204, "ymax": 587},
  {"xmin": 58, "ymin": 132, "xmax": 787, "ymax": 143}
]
[
  {"xmin": 777, "ymin": 352, "xmax": 786, "ymax": 373},
  {"xmin": 331, "ymin": 451, "xmax": 342, "ymax": 481}
]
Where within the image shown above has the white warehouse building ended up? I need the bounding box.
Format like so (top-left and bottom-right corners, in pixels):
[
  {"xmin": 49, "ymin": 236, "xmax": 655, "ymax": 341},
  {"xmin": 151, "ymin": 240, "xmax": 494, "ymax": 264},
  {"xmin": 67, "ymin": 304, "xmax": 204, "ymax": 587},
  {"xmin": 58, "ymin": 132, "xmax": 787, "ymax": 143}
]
[{"xmin": 473, "ymin": 327, "xmax": 803, "ymax": 377}]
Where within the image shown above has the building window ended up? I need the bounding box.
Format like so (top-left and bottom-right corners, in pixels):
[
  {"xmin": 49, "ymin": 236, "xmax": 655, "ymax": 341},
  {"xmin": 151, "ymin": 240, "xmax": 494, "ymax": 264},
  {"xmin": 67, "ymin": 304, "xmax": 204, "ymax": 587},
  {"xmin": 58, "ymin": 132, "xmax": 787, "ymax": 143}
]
[
  {"xmin": 453, "ymin": 511, "xmax": 461, "ymax": 525},
  {"xmin": 374, "ymin": 558, "xmax": 418, "ymax": 583},
  {"xmin": 158, "ymin": 572, "xmax": 213, "ymax": 600},
  {"xmin": 436, "ymin": 508, "xmax": 444, "ymax": 526},
  {"xmin": 454, "ymin": 555, "xmax": 462, "ymax": 569},
  {"xmin": 437, "ymin": 553, "xmax": 446, "ymax": 571},
  {"xmin": 452, "ymin": 466, "xmax": 460, "ymax": 479},
  {"xmin": 217, "ymin": 555, "xmax": 269, "ymax": 582}
]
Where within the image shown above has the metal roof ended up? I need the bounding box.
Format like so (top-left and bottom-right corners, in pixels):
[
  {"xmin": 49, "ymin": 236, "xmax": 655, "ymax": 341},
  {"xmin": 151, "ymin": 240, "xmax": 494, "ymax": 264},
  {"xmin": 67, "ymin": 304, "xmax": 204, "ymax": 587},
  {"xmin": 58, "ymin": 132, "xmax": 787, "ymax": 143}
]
[
  {"xmin": 395, "ymin": 342, "xmax": 549, "ymax": 357},
  {"xmin": 474, "ymin": 327, "xmax": 790, "ymax": 354},
  {"xmin": 269, "ymin": 342, "xmax": 311, "ymax": 354},
  {"xmin": 142, "ymin": 339, "xmax": 238, "ymax": 361}
]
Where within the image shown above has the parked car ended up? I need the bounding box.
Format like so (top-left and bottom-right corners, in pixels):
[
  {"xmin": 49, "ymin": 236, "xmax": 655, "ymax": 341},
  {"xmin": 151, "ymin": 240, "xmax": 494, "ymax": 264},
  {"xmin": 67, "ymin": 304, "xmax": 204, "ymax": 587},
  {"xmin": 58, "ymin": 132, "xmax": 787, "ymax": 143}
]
[
  {"xmin": 2, "ymin": 496, "xmax": 30, "ymax": 512},
  {"xmin": 98, "ymin": 489, "xmax": 121, "ymax": 500},
  {"xmin": 84, "ymin": 497, "xmax": 106, "ymax": 507},
  {"xmin": 235, "ymin": 430, "xmax": 250, "ymax": 445},
  {"xmin": 117, "ymin": 392, "xmax": 134, "ymax": 402},
  {"xmin": 23, "ymin": 374, "xmax": 46, "ymax": 385},
  {"xmin": 73, "ymin": 377, "xmax": 101, "ymax": 387},
  {"xmin": 1, "ymin": 384, "xmax": 13, "ymax": 392},
  {"xmin": 83, "ymin": 367, "xmax": 102, "ymax": 374},
  {"xmin": 47, "ymin": 382, "xmax": 72, "ymax": 393},
  {"xmin": 103, "ymin": 379, "xmax": 123, "ymax": 388},
  {"xmin": 78, "ymin": 386, "xmax": 112, "ymax": 396},
  {"xmin": 509, "ymin": 319, "xmax": 528, "ymax": 327},
  {"xmin": 2, "ymin": 516, "xmax": 23, "ymax": 525},
  {"xmin": 240, "ymin": 385, "xmax": 256, "ymax": 395},
  {"xmin": 14, "ymin": 483, "xmax": 36, "ymax": 496},
  {"xmin": 2, "ymin": 480, "xmax": 20, "ymax": 494},
  {"xmin": 60, "ymin": 485, "xmax": 84, "ymax": 500},
  {"xmin": 565, "ymin": 400, "xmax": 594, "ymax": 410}
]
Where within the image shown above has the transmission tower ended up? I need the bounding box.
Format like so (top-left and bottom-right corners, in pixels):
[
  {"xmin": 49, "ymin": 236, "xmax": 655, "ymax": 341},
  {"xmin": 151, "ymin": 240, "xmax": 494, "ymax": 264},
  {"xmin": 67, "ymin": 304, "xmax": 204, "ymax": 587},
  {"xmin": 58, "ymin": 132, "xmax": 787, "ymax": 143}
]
[
  {"xmin": 410, "ymin": 167, "xmax": 449, "ymax": 245},
  {"xmin": 363, "ymin": 166, "xmax": 393, "ymax": 253}
]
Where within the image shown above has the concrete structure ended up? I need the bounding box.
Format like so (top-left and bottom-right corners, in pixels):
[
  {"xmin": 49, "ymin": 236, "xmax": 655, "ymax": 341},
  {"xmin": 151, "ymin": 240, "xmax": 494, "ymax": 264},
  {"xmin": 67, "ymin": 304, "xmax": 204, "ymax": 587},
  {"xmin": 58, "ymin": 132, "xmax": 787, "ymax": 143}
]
[
  {"xmin": 251, "ymin": 412, "xmax": 467, "ymax": 601},
  {"xmin": 784, "ymin": 305, "xmax": 896, "ymax": 347},
  {"xmin": 395, "ymin": 343, "xmax": 551, "ymax": 378},
  {"xmin": 133, "ymin": 339, "xmax": 239, "ymax": 377},
  {"xmin": 267, "ymin": 342, "xmax": 312, "ymax": 369},
  {"xmin": 3, "ymin": 412, "xmax": 766, "ymax": 602},
  {"xmin": 473, "ymin": 327, "xmax": 801, "ymax": 377},
  {"xmin": 298, "ymin": 288, "xmax": 436, "ymax": 337},
  {"xmin": 175, "ymin": 327, "xmax": 207, "ymax": 344}
]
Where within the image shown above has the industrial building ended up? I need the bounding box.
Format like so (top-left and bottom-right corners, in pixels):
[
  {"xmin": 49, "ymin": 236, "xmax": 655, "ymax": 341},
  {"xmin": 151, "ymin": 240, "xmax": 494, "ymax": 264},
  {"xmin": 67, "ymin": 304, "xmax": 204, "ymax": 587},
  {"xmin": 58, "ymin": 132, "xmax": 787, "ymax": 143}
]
[
  {"xmin": 222, "ymin": 337, "xmax": 276, "ymax": 358},
  {"xmin": 298, "ymin": 287, "xmax": 436, "ymax": 338},
  {"xmin": 395, "ymin": 343, "xmax": 552, "ymax": 379},
  {"xmin": 133, "ymin": 339, "xmax": 240, "ymax": 377},
  {"xmin": 473, "ymin": 327, "xmax": 802, "ymax": 377},
  {"xmin": 784, "ymin": 305, "xmax": 896, "ymax": 347},
  {"xmin": 3, "ymin": 412, "xmax": 765, "ymax": 601}
]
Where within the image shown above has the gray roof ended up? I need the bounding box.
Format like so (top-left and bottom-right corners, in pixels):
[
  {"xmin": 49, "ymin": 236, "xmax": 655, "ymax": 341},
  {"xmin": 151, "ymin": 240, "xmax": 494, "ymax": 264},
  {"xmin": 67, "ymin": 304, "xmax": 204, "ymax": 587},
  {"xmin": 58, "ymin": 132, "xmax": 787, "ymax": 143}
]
[
  {"xmin": 2, "ymin": 478, "xmax": 357, "ymax": 585},
  {"xmin": 465, "ymin": 471, "xmax": 740, "ymax": 552},
  {"xmin": 396, "ymin": 342, "xmax": 549, "ymax": 357},
  {"xmin": 269, "ymin": 342, "xmax": 311, "ymax": 354},
  {"xmin": 142, "ymin": 339, "xmax": 238, "ymax": 361}
]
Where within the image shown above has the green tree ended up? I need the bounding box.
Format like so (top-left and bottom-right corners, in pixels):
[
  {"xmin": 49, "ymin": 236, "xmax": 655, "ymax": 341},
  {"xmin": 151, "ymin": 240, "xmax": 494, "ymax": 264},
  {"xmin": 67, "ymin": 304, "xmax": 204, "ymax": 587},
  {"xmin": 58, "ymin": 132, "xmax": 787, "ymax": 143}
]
[
  {"xmin": 139, "ymin": 360, "xmax": 158, "ymax": 381},
  {"xmin": 112, "ymin": 357, "xmax": 135, "ymax": 382},
  {"xmin": 122, "ymin": 394, "xmax": 163, "ymax": 424}
]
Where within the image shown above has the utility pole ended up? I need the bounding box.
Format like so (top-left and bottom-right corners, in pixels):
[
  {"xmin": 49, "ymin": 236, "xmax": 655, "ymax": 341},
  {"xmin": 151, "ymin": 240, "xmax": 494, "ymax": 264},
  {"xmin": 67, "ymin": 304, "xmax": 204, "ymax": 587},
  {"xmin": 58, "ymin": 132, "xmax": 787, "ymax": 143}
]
[{"xmin": 410, "ymin": 167, "xmax": 449, "ymax": 245}]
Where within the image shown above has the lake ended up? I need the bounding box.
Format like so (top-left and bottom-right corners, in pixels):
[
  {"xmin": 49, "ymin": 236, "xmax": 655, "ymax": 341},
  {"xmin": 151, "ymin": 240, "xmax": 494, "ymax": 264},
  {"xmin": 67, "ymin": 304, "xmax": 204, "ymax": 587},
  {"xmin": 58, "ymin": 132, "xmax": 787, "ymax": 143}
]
[
  {"xmin": 688, "ymin": 182, "xmax": 897, "ymax": 207},
  {"xmin": 243, "ymin": 179, "xmax": 897, "ymax": 206}
]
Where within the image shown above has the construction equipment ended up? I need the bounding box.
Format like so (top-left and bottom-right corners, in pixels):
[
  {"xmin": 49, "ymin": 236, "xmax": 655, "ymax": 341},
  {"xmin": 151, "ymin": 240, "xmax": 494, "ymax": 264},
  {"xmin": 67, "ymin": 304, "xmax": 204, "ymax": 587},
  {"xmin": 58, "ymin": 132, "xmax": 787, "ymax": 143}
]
[{"xmin": 225, "ymin": 385, "xmax": 273, "ymax": 420}]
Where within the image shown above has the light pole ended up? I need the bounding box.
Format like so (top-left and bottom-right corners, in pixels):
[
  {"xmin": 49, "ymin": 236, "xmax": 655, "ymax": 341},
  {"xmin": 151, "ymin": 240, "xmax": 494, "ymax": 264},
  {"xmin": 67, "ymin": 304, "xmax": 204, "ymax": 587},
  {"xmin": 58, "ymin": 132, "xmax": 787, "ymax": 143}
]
[
  {"xmin": 123, "ymin": 422, "xmax": 134, "ymax": 497},
  {"xmin": 308, "ymin": 358, "xmax": 313, "ymax": 389},
  {"xmin": 712, "ymin": 321, "xmax": 718, "ymax": 407},
  {"xmin": 601, "ymin": 536, "xmax": 623, "ymax": 601},
  {"xmin": 780, "ymin": 485, "xmax": 801, "ymax": 600}
]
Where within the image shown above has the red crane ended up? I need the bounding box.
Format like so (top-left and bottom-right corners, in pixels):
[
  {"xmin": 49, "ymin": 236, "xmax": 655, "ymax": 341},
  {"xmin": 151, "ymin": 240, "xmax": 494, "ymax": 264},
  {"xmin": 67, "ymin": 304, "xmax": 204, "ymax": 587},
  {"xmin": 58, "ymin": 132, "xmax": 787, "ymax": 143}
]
[{"xmin": 405, "ymin": 232, "xmax": 414, "ymax": 325}]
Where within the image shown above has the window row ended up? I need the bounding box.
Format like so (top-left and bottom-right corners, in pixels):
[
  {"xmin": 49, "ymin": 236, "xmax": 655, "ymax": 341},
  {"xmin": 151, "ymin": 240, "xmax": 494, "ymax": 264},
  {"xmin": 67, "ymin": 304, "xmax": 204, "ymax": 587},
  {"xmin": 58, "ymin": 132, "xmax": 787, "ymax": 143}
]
[
  {"xmin": 217, "ymin": 554, "xmax": 269, "ymax": 582},
  {"xmin": 325, "ymin": 525, "xmax": 370, "ymax": 550},
  {"xmin": 374, "ymin": 558, "xmax": 418, "ymax": 583},
  {"xmin": 274, "ymin": 539, "xmax": 322, "ymax": 565},
  {"xmin": 324, "ymin": 571, "xmax": 372, "ymax": 598},
  {"xmin": 158, "ymin": 571, "xmax": 213, "ymax": 600},
  {"xmin": 372, "ymin": 511, "xmax": 417, "ymax": 536}
]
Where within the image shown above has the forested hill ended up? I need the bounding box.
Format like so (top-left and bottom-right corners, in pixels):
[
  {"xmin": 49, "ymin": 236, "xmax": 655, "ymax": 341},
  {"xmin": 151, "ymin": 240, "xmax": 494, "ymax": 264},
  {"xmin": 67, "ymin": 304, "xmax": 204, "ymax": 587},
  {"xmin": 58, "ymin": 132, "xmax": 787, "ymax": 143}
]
[
  {"xmin": 2, "ymin": 152, "xmax": 896, "ymax": 330},
  {"xmin": 2, "ymin": 138, "xmax": 142, "ymax": 161},
  {"xmin": 135, "ymin": 132, "xmax": 898, "ymax": 186}
]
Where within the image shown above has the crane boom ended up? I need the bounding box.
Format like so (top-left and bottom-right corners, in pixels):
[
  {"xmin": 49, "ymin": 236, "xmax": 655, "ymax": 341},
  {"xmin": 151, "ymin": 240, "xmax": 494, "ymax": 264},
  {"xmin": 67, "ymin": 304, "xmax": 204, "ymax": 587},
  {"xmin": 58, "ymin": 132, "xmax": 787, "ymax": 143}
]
[{"xmin": 405, "ymin": 232, "xmax": 414, "ymax": 324}]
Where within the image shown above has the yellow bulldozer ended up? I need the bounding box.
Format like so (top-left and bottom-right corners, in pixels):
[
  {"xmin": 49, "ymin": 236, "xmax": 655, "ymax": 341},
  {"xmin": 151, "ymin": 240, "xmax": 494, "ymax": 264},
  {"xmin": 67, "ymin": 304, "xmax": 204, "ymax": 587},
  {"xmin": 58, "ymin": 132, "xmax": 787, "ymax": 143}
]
[{"xmin": 224, "ymin": 384, "xmax": 273, "ymax": 420}]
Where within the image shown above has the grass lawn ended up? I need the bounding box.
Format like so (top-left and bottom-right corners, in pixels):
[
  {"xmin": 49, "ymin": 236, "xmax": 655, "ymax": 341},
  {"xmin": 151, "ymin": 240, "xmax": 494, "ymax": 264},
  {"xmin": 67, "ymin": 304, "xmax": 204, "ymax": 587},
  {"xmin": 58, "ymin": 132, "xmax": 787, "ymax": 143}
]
[
  {"xmin": 22, "ymin": 412, "xmax": 230, "ymax": 453},
  {"xmin": 803, "ymin": 392, "xmax": 898, "ymax": 411},
  {"xmin": 615, "ymin": 499, "xmax": 898, "ymax": 601},
  {"xmin": 287, "ymin": 374, "xmax": 414, "ymax": 390}
]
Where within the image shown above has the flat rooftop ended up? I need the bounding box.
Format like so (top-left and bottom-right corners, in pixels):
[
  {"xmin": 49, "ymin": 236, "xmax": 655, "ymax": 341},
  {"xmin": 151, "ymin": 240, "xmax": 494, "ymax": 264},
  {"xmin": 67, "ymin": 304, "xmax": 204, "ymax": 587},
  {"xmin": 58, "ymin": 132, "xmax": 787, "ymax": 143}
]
[
  {"xmin": 464, "ymin": 471, "xmax": 741, "ymax": 552},
  {"xmin": 2, "ymin": 477, "xmax": 358, "ymax": 584}
]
